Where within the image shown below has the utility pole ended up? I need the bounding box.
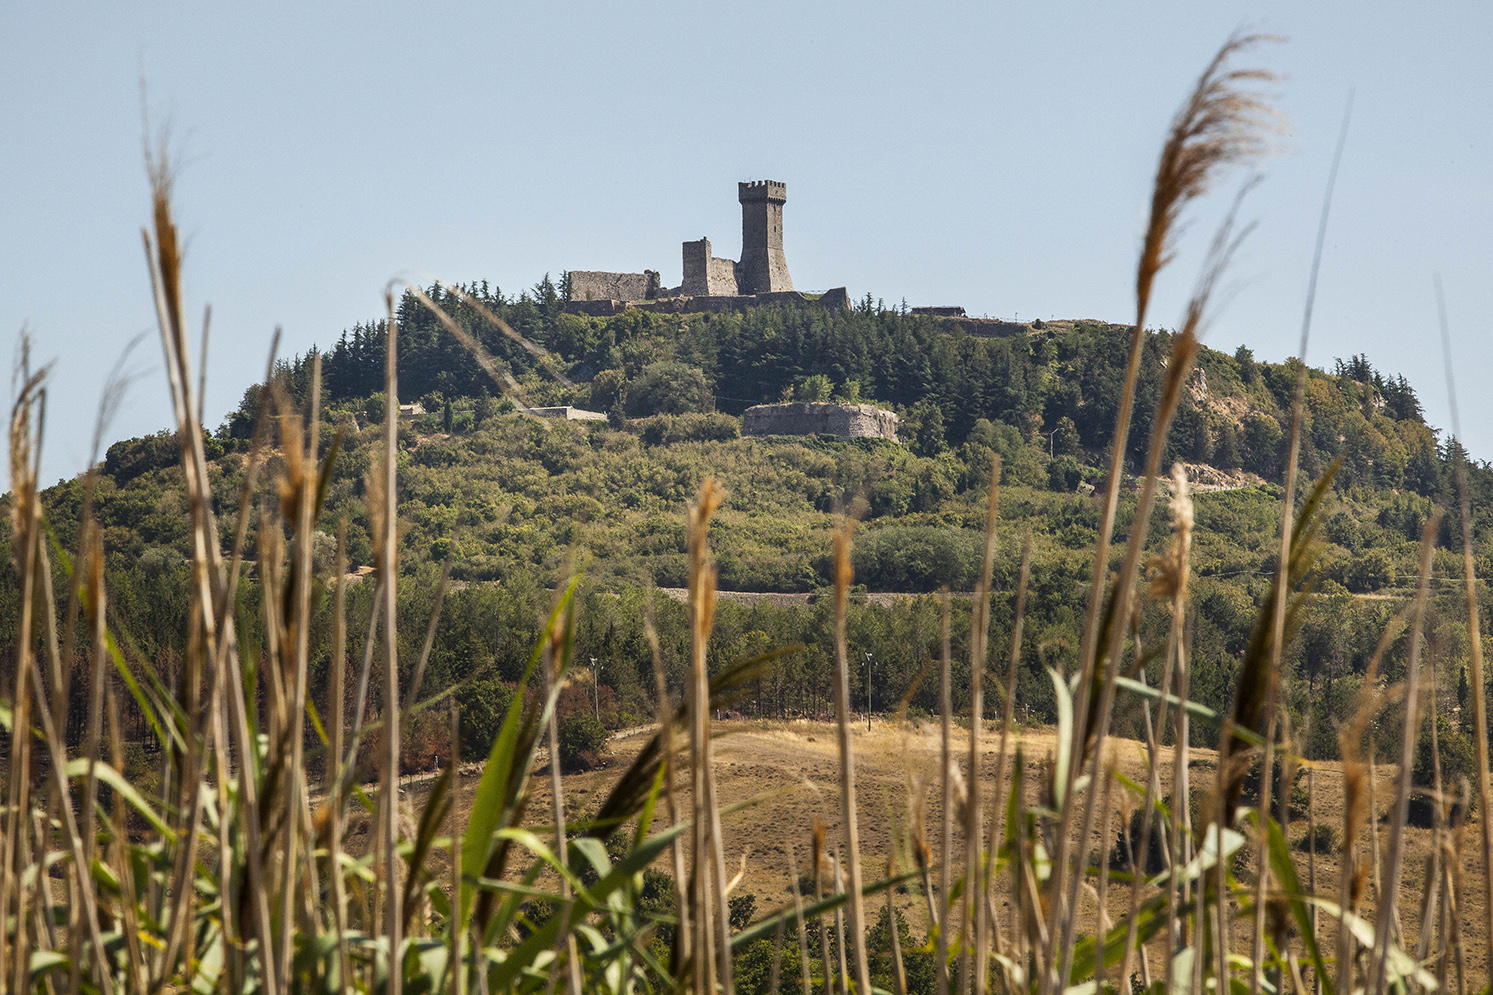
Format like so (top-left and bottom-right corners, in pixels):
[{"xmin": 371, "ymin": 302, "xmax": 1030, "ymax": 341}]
[
  {"xmin": 591, "ymin": 656, "xmax": 601, "ymax": 725},
  {"xmin": 864, "ymin": 651, "xmax": 873, "ymax": 732}
]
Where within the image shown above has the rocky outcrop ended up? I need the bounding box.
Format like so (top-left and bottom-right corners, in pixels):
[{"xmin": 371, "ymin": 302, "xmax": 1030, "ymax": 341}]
[
  {"xmin": 520, "ymin": 406, "xmax": 608, "ymax": 422},
  {"xmin": 742, "ymin": 402, "xmax": 899, "ymax": 442}
]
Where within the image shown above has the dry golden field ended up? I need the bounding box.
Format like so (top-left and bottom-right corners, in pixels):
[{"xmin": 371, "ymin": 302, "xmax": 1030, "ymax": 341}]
[{"xmin": 391, "ymin": 718, "xmax": 1490, "ymax": 982}]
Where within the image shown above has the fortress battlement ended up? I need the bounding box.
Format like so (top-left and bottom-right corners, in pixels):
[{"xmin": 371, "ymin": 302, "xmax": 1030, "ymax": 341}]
[{"xmin": 738, "ymin": 180, "xmax": 787, "ymax": 203}]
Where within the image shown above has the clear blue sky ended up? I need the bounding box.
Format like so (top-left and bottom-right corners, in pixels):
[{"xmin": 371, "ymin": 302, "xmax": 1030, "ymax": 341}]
[{"xmin": 4, "ymin": 2, "xmax": 1491, "ymax": 485}]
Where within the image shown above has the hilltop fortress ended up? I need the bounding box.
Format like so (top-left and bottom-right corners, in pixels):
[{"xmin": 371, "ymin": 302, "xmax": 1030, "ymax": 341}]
[{"xmin": 566, "ymin": 181, "xmax": 851, "ymax": 316}]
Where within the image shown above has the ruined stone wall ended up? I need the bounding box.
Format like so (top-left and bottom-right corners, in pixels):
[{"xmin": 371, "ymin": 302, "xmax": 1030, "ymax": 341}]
[
  {"xmin": 708, "ymin": 256, "xmax": 739, "ymax": 295},
  {"xmin": 816, "ymin": 287, "xmax": 851, "ymax": 314},
  {"xmin": 742, "ymin": 402, "xmax": 899, "ymax": 442},
  {"xmin": 568, "ymin": 270, "xmax": 658, "ymax": 303},
  {"xmin": 681, "ymin": 238, "xmax": 740, "ymax": 296},
  {"xmin": 563, "ymin": 299, "xmax": 624, "ymax": 317}
]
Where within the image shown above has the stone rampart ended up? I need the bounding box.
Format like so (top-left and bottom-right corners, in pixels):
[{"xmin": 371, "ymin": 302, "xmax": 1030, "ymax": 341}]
[
  {"xmin": 569, "ymin": 270, "xmax": 658, "ymax": 303},
  {"xmin": 742, "ymin": 402, "xmax": 900, "ymax": 442},
  {"xmin": 942, "ymin": 317, "xmax": 1031, "ymax": 338}
]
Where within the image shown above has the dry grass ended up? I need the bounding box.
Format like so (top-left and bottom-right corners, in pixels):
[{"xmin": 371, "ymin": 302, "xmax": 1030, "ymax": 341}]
[{"xmin": 448, "ymin": 721, "xmax": 1488, "ymax": 975}]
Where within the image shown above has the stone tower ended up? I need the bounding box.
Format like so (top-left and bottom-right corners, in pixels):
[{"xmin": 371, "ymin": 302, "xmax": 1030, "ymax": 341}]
[{"xmin": 737, "ymin": 180, "xmax": 793, "ymax": 294}]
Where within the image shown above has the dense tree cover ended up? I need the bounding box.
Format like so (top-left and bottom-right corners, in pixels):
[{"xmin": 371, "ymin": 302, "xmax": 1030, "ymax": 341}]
[
  {"xmin": 285, "ymin": 287, "xmax": 1452, "ymax": 497},
  {"xmin": 16, "ymin": 291, "xmax": 1493, "ymax": 769}
]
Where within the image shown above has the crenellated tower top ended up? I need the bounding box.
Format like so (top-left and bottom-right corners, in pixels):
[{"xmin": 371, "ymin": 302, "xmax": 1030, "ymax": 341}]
[{"xmin": 738, "ymin": 179, "xmax": 788, "ymax": 204}]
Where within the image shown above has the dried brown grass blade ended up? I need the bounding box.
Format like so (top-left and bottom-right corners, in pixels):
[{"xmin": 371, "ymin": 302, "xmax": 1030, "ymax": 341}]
[
  {"xmin": 328, "ymin": 521, "xmax": 355, "ymax": 991},
  {"xmin": 831, "ymin": 513, "xmax": 873, "ymax": 995},
  {"xmin": 937, "ymin": 588, "xmax": 953, "ymax": 995},
  {"xmin": 687, "ymin": 479, "xmax": 732, "ymax": 994},
  {"xmin": 380, "ymin": 288, "xmax": 403, "ymax": 984},
  {"xmin": 965, "ymin": 456, "xmax": 1001, "ymax": 995},
  {"xmin": 786, "ymin": 843, "xmax": 813, "ymax": 995},
  {"xmin": 645, "ymin": 598, "xmax": 691, "ymax": 976},
  {"xmin": 1436, "ymin": 279, "xmax": 1493, "ymax": 987},
  {"xmin": 1368, "ymin": 515, "xmax": 1439, "ymax": 995}
]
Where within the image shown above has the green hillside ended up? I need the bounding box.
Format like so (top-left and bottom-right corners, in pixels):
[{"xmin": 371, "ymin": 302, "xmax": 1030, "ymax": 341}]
[{"xmin": 13, "ymin": 288, "xmax": 1493, "ymax": 762}]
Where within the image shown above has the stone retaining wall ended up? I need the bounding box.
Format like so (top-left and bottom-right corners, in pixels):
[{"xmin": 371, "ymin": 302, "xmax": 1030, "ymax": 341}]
[{"xmin": 742, "ymin": 402, "xmax": 899, "ymax": 442}]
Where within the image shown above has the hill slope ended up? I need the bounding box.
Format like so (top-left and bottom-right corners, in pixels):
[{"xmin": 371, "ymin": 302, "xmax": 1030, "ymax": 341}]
[{"xmin": 14, "ymin": 293, "xmax": 1493, "ymax": 767}]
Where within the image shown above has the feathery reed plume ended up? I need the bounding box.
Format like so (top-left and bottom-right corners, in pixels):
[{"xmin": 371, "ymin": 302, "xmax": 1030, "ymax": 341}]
[
  {"xmin": 1050, "ymin": 36, "xmax": 1278, "ymax": 992},
  {"xmin": 830, "ymin": 514, "xmax": 873, "ymax": 995},
  {"xmin": 1053, "ymin": 173, "xmax": 1261, "ymax": 995},
  {"xmin": 142, "ymin": 141, "xmax": 231, "ymax": 990},
  {"xmin": 1116, "ymin": 465, "xmax": 1193, "ymax": 985},
  {"xmin": 1069, "ymin": 29, "xmax": 1279, "ymax": 783},
  {"xmin": 1436, "ymin": 278, "xmax": 1493, "ymax": 972},
  {"xmin": 4, "ymin": 356, "xmax": 113, "ymax": 989},
  {"xmin": 1, "ymin": 348, "xmax": 44, "ymax": 991},
  {"xmin": 276, "ymin": 353, "xmax": 321, "ymax": 987}
]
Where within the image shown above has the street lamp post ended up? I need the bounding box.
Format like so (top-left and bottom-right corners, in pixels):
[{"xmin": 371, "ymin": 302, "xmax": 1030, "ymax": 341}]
[{"xmin": 864, "ymin": 651, "xmax": 873, "ymax": 732}]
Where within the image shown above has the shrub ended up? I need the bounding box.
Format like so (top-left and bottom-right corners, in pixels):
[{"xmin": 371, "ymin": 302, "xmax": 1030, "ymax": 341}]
[
  {"xmin": 1110, "ymin": 794, "xmax": 1199, "ymax": 874},
  {"xmin": 455, "ymin": 678, "xmax": 515, "ymax": 761},
  {"xmin": 624, "ymin": 361, "xmax": 713, "ymax": 417},
  {"xmin": 1409, "ymin": 715, "xmax": 1478, "ymax": 827},
  {"xmin": 1241, "ymin": 754, "xmax": 1308, "ymax": 822},
  {"xmin": 640, "ymin": 415, "xmax": 674, "ymax": 447},
  {"xmin": 1343, "ymin": 548, "xmax": 1396, "ymax": 593},
  {"xmin": 401, "ymin": 710, "xmax": 453, "ymax": 773},
  {"xmin": 638, "ymin": 412, "xmax": 740, "ymax": 445},
  {"xmin": 556, "ymin": 712, "xmax": 609, "ymax": 772},
  {"xmin": 852, "ymin": 525, "xmax": 985, "ymax": 591},
  {"xmin": 1295, "ymin": 823, "xmax": 1338, "ymax": 854},
  {"xmin": 1049, "ymin": 454, "xmax": 1083, "ymax": 492},
  {"xmin": 119, "ymin": 742, "xmax": 161, "ymax": 800}
]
